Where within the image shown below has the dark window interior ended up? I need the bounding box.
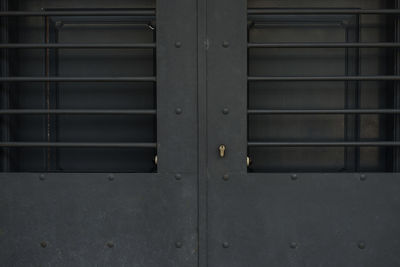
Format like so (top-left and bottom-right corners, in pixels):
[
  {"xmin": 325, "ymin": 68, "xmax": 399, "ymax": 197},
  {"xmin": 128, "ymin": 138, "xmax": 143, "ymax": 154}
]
[
  {"xmin": 247, "ymin": 0, "xmax": 400, "ymax": 172},
  {"xmin": 1, "ymin": 1, "xmax": 157, "ymax": 172}
]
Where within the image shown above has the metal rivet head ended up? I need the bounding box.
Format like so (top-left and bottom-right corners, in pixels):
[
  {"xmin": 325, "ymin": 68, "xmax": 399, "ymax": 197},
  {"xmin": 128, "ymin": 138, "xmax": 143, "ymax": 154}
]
[
  {"xmin": 222, "ymin": 41, "xmax": 230, "ymax": 48},
  {"xmin": 222, "ymin": 108, "xmax": 229, "ymax": 115},
  {"xmin": 175, "ymin": 41, "xmax": 182, "ymax": 48},
  {"xmin": 175, "ymin": 241, "xmax": 183, "ymax": 248},
  {"xmin": 223, "ymin": 174, "xmax": 229, "ymax": 181},
  {"xmin": 107, "ymin": 242, "xmax": 114, "ymax": 248},
  {"xmin": 39, "ymin": 174, "xmax": 45, "ymax": 181},
  {"xmin": 175, "ymin": 108, "xmax": 182, "ymax": 115},
  {"xmin": 360, "ymin": 174, "xmax": 367, "ymax": 181},
  {"xmin": 108, "ymin": 174, "xmax": 115, "ymax": 181},
  {"xmin": 358, "ymin": 241, "xmax": 366, "ymax": 249},
  {"xmin": 175, "ymin": 173, "xmax": 182, "ymax": 180},
  {"xmin": 291, "ymin": 174, "xmax": 298, "ymax": 180},
  {"xmin": 290, "ymin": 242, "xmax": 297, "ymax": 249},
  {"xmin": 40, "ymin": 241, "xmax": 47, "ymax": 248},
  {"xmin": 222, "ymin": 242, "xmax": 230, "ymax": 248}
]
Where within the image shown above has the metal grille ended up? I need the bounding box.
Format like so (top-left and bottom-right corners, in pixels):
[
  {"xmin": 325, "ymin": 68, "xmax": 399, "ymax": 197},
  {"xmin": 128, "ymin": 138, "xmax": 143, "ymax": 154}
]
[
  {"xmin": 247, "ymin": 7, "xmax": 400, "ymax": 172},
  {"xmin": 0, "ymin": 7, "xmax": 157, "ymax": 172}
]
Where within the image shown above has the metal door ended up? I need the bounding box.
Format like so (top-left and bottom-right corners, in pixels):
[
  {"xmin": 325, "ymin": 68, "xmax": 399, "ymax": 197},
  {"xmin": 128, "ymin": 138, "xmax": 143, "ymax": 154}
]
[
  {"xmin": 3, "ymin": 0, "xmax": 400, "ymax": 266},
  {"xmin": 0, "ymin": 0, "xmax": 198, "ymax": 266},
  {"xmin": 204, "ymin": 1, "xmax": 400, "ymax": 267}
]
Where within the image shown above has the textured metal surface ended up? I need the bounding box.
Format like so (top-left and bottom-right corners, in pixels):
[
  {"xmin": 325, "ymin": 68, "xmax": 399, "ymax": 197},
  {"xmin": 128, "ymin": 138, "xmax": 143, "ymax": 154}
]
[
  {"xmin": 0, "ymin": 0, "xmax": 198, "ymax": 266},
  {"xmin": 208, "ymin": 173, "xmax": 400, "ymax": 267},
  {"xmin": 206, "ymin": 0, "xmax": 248, "ymax": 175},
  {"xmin": 206, "ymin": 1, "xmax": 400, "ymax": 267},
  {"xmin": 156, "ymin": 0, "xmax": 198, "ymax": 174},
  {"xmin": 3, "ymin": 0, "xmax": 400, "ymax": 266},
  {"xmin": 0, "ymin": 173, "xmax": 197, "ymax": 266}
]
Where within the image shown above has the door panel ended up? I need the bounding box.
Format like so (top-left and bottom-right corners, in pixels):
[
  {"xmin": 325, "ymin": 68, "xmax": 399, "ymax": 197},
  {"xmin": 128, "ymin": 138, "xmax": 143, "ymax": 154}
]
[
  {"xmin": 0, "ymin": 0, "xmax": 198, "ymax": 266},
  {"xmin": 0, "ymin": 173, "xmax": 197, "ymax": 266},
  {"xmin": 3, "ymin": 0, "xmax": 400, "ymax": 266},
  {"xmin": 207, "ymin": 0, "xmax": 400, "ymax": 266},
  {"xmin": 208, "ymin": 173, "xmax": 400, "ymax": 267}
]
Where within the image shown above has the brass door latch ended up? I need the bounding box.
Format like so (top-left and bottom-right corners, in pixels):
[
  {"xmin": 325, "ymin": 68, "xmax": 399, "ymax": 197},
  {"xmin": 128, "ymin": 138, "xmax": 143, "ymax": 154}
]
[{"xmin": 218, "ymin": 145, "xmax": 226, "ymax": 158}]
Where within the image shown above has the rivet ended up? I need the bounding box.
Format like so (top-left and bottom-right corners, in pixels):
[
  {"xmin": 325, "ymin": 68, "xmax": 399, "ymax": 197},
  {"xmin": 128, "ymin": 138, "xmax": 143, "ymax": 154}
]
[
  {"xmin": 358, "ymin": 241, "xmax": 366, "ymax": 249},
  {"xmin": 290, "ymin": 242, "xmax": 297, "ymax": 249},
  {"xmin": 39, "ymin": 174, "xmax": 45, "ymax": 181},
  {"xmin": 175, "ymin": 108, "xmax": 182, "ymax": 115},
  {"xmin": 108, "ymin": 174, "xmax": 115, "ymax": 181},
  {"xmin": 222, "ymin": 242, "xmax": 230, "ymax": 248},
  {"xmin": 291, "ymin": 174, "xmax": 298, "ymax": 180},
  {"xmin": 223, "ymin": 174, "xmax": 229, "ymax": 181},
  {"xmin": 107, "ymin": 241, "xmax": 114, "ymax": 248},
  {"xmin": 222, "ymin": 41, "xmax": 230, "ymax": 48},
  {"xmin": 175, "ymin": 41, "xmax": 182, "ymax": 48},
  {"xmin": 175, "ymin": 173, "xmax": 182, "ymax": 180},
  {"xmin": 222, "ymin": 108, "xmax": 229, "ymax": 115},
  {"xmin": 175, "ymin": 241, "xmax": 183, "ymax": 248},
  {"xmin": 360, "ymin": 174, "xmax": 366, "ymax": 181},
  {"xmin": 40, "ymin": 241, "xmax": 47, "ymax": 248}
]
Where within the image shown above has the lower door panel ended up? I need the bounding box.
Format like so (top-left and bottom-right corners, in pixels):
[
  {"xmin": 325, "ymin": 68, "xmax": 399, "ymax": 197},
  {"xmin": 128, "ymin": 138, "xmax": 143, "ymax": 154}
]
[
  {"xmin": 0, "ymin": 173, "xmax": 197, "ymax": 266},
  {"xmin": 208, "ymin": 174, "xmax": 400, "ymax": 267}
]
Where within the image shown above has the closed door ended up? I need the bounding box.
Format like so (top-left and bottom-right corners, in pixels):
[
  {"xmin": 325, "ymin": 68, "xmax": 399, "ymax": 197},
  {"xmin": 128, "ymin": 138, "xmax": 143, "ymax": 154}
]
[
  {"xmin": 2, "ymin": 0, "xmax": 400, "ymax": 266},
  {"xmin": 205, "ymin": 1, "xmax": 400, "ymax": 267},
  {"xmin": 0, "ymin": 0, "xmax": 198, "ymax": 266}
]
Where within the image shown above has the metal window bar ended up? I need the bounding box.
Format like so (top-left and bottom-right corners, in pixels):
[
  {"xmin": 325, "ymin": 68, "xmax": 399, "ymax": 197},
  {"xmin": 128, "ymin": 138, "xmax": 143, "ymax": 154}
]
[
  {"xmin": 0, "ymin": 142, "xmax": 157, "ymax": 148},
  {"xmin": 0, "ymin": 109, "xmax": 157, "ymax": 115},
  {"xmin": 248, "ymin": 109, "xmax": 400, "ymax": 114},
  {"xmin": 248, "ymin": 9, "xmax": 400, "ymax": 15},
  {"xmin": 0, "ymin": 43, "xmax": 156, "ymax": 48},
  {"xmin": 248, "ymin": 142, "xmax": 400, "ymax": 147},
  {"xmin": 0, "ymin": 8, "xmax": 158, "ymax": 172},
  {"xmin": 0, "ymin": 77, "xmax": 156, "ymax": 82},
  {"xmin": 248, "ymin": 76, "xmax": 400, "ymax": 81},
  {"xmin": 0, "ymin": 0, "xmax": 10, "ymax": 171},
  {"xmin": 248, "ymin": 42, "xmax": 400, "ymax": 48},
  {"xmin": 394, "ymin": 1, "xmax": 400, "ymax": 171},
  {"xmin": 0, "ymin": 10, "xmax": 156, "ymax": 16},
  {"xmin": 247, "ymin": 8, "xmax": 400, "ymax": 171}
]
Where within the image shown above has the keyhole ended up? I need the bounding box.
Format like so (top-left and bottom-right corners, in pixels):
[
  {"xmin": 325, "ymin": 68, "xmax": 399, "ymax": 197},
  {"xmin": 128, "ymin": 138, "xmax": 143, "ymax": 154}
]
[{"xmin": 219, "ymin": 145, "xmax": 226, "ymax": 158}]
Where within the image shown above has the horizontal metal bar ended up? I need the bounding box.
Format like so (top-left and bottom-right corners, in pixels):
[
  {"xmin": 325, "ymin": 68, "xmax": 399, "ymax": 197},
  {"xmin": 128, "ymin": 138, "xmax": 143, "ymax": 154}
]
[
  {"xmin": 248, "ymin": 42, "xmax": 400, "ymax": 48},
  {"xmin": 248, "ymin": 109, "xmax": 400, "ymax": 115},
  {"xmin": 0, "ymin": 10, "xmax": 156, "ymax": 16},
  {"xmin": 0, "ymin": 109, "xmax": 157, "ymax": 115},
  {"xmin": 248, "ymin": 9, "xmax": 400, "ymax": 15},
  {"xmin": 0, "ymin": 142, "xmax": 157, "ymax": 148},
  {"xmin": 248, "ymin": 76, "xmax": 400, "ymax": 81},
  {"xmin": 0, "ymin": 77, "xmax": 156, "ymax": 82},
  {"xmin": 248, "ymin": 142, "xmax": 400, "ymax": 147},
  {"xmin": 0, "ymin": 43, "xmax": 156, "ymax": 49}
]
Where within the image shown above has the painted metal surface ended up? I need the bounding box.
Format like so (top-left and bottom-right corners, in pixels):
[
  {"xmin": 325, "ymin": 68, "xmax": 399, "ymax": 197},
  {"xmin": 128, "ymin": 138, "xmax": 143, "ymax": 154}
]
[
  {"xmin": 0, "ymin": 173, "xmax": 197, "ymax": 266},
  {"xmin": 2, "ymin": 0, "xmax": 400, "ymax": 266}
]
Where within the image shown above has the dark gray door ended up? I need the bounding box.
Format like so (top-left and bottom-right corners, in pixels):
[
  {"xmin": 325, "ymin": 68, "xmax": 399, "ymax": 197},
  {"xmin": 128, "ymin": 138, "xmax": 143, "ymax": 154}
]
[
  {"xmin": 204, "ymin": 0, "xmax": 400, "ymax": 267},
  {"xmin": 3, "ymin": 0, "xmax": 400, "ymax": 266},
  {"xmin": 0, "ymin": 0, "xmax": 198, "ymax": 266}
]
